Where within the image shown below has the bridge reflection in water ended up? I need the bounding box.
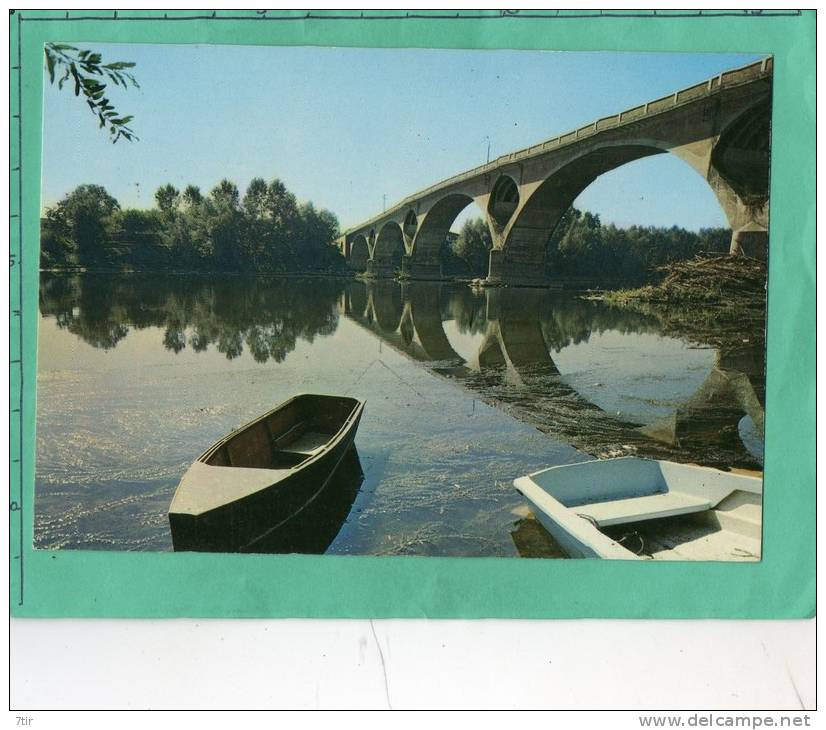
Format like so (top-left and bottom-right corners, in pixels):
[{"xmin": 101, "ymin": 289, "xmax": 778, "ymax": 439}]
[{"xmin": 342, "ymin": 279, "xmax": 765, "ymax": 470}]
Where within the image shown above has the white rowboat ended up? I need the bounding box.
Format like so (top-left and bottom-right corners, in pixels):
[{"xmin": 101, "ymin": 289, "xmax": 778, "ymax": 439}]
[{"xmin": 513, "ymin": 457, "xmax": 762, "ymax": 561}]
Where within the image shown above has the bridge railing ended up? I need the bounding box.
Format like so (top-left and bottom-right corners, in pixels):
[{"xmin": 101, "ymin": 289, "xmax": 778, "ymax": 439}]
[{"xmin": 347, "ymin": 56, "xmax": 772, "ymax": 234}]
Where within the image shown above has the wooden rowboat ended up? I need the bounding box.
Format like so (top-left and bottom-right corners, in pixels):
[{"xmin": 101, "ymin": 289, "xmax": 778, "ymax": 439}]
[
  {"xmin": 169, "ymin": 393, "xmax": 365, "ymax": 552},
  {"xmin": 513, "ymin": 457, "xmax": 762, "ymax": 561},
  {"xmin": 244, "ymin": 447, "xmax": 365, "ymax": 555}
]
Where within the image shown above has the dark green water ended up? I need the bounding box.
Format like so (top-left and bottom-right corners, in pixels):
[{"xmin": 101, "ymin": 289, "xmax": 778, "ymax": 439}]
[{"xmin": 35, "ymin": 273, "xmax": 765, "ymax": 556}]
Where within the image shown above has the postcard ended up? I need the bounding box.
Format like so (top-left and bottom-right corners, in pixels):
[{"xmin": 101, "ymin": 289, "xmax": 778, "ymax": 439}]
[{"xmin": 10, "ymin": 10, "xmax": 814, "ymax": 618}]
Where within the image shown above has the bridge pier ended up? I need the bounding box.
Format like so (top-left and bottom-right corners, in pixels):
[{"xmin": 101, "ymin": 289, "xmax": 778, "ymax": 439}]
[
  {"xmin": 730, "ymin": 222, "xmax": 768, "ymax": 260},
  {"xmin": 706, "ymin": 110, "xmax": 770, "ymax": 261},
  {"xmin": 710, "ymin": 177, "xmax": 768, "ymax": 261},
  {"xmin": 400, "ymin": 255, "xmax": 443, "ymax": 281},
  {"xmin": 366, "ymin": 259, "xmax": 397, "ymax": 278},
  {"xmin": 486, "ymin": 249, "xmax": 550, "ymax": 288}
]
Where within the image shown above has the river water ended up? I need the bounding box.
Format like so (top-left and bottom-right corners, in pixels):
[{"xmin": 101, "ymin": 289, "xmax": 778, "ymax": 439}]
[{"xmin": 35, "ymin": 273, "xmax": 765, "ymax": 557}]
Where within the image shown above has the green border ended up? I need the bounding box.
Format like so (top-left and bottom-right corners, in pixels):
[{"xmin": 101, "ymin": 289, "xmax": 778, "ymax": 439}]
[{"xmin": 10, "ymin": 10, "xmax": 815, "ymax": 618}]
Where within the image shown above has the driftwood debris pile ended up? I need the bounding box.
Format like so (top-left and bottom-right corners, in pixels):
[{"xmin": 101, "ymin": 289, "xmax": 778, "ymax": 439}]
[
  {"xmin": 603, "ymin": 255, "xmax": 767, "ymax": 308},
  {"xmin": 582, "ymin": 254, "xmax": 768, "ymax": 353}
]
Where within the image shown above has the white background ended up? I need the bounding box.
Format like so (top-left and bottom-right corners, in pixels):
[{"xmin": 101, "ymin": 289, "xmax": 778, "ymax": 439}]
[{"xmin": 9, "ymin": 617, "xmax": 816, "ymax": 710}]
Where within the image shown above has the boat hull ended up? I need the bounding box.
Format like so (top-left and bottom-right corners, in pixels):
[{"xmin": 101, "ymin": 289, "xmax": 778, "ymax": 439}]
[{"xmin": 169, "ymin": 394, "xmax": 364, "ymax": 552}]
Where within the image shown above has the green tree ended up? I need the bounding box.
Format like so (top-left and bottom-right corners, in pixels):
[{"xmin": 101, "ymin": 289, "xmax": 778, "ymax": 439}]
[
  {"xmin": 44, "ymin": 43, "xmax": 139, "ymax": 143},
  {"xmin": 207, "ymin": 180, "xmax": 243, "ymax": 269},
  {"xmin": 181, "ymin": 185, "xmax": 204, "ymax": 211},
  {"xmin": 47, "ymin": 184, "xmax": 120, "ymax": 268},
  {"xmin": 265, "ymin": 178, "xmax": 299, "ymax": 228},
  {"xmin": 108, "ymin": 208, "xmax": 170, "ymax": 270},
  {"xmin": 452, "ymin": 218, "xmax": 492, "ymax": 276},
  {"xmin": 154, "ymin": 184, "xmax": 180, "ymax": 216},
  {"xmin": 210, "ymin": 179, "xmax": 240, "ymax": 210},
  {"xmin": 546, "ymin": 206, "xmax": 579, "ymax": 262},
  {"xmin": 295, "ymin": 202, "xmax": 341, "ymax": 271},
  {"xmin": 697, "ymin": 227, "xmax": 732, "ymax": 254},
  {"xmin": 261, "ymin": 179, "xmax": 300, "ymax": 268},
  {"xmin": 543, "ymin": 206, "xmax": 733, "ymax": 284},
  {"xmin": 169, "ymin": 185, "xmax": 210, "ymax": 267},
  {"xmin": 112, "ymin": 208, "xmax": 160, "ymax": 236},
  {"xmin": 241, "ymin": 177, "xmax": 271, "ymax": 268},
  {"xmin": 242, "ymin": 177, "xmax": 270, "ymax": 221},
  {"xmin": 40, "ymin": 208, "xmax": 75, "ymax": 268},
  {"xmin": 554, "ymin": 209, "xmax": 603, "ymax": 273}
]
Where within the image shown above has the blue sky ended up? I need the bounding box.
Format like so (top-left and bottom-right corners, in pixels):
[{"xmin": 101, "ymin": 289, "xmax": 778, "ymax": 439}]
[{"xmin": 41, "ymin": 45, "xmax": 761, "ymax": 231}]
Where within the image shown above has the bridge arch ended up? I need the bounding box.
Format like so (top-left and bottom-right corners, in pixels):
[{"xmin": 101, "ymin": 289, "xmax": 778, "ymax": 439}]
[
  {"xmin": 488, "ymin": 174, "xmax": 520, "ymax": 233},
  {"xmin": 711, "ymin": 98, "xmax": 771, "ymax": 204},
  {"xmin": 710, "ymin": 99, "xmax": 771, "ymax": 257},
  {"xmin": 498, "ymin": 143, "xmax": 666, "ymax": 281},
  {"xmin": 409, "ymin": 193, "xmax": 479, "ymax": 270},
  {"xmin": 349, "ymin": 235, "xmax": 369, "ymax": 272},
  {"xmin": 402, "ymin": 209, "xmax": 419, "ymax": 247},
  {"xmin": 372, "ymin": 221, "xmax": 405, "ymax": 276},
  {"xmin": 493, "ymin": 87, "xmax": 771, "ymax": 283},
  {"xmin": 341, "ymin": 281, "xmax": 763, "ymax": 466}
]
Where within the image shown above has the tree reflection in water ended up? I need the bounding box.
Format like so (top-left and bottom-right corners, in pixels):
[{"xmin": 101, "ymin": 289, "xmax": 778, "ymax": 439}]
[{"xmin": 39, "ymin": 273, "xmax": 344, "ymax": 363}]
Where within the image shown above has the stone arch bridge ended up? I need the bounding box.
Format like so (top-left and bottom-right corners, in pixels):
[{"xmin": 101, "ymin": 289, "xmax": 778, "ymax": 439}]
[{"xmin": 336, "ymin": 58, "xmax": 772, "ymax": 286}]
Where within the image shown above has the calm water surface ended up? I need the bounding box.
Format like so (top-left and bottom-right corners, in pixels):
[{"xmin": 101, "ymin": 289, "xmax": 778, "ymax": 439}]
[{"xmin": 35, "ymin": 273, "xmax": 765, "ymax": 556}]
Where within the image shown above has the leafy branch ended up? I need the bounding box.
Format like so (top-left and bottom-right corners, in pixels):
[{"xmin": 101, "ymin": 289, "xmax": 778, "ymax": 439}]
[{"xmin": 44, "ymin": 43, "xmax": 140, "ymax": 143}]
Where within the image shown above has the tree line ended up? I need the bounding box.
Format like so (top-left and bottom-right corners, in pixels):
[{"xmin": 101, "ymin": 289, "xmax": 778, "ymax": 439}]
[
  {"xmin": 42, "ymin": 179, "xmax": 731, "ymax": 285},
  {"xmin": 443, "ymin": 208, "xmax": 732, "ymax": 284},
  {"xmin": 41, "ymin": 179, "xmax": 344, "ymax": 273}
]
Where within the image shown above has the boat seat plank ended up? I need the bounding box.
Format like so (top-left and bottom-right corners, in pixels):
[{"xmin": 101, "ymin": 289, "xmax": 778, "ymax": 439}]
[
  {"xmin": 576, "ymin": 491, "xmax": 712, "ymax": 527},
  {"xmin": 280, "ymin": 431, "xmax": 332, "ymax": 456}
]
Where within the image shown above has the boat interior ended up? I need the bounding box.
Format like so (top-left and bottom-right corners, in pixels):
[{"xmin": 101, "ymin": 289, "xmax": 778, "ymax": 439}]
[
  {"xmin": 203, "ymin": 395, "xmax": 361, "ymax": 470},
  {"xmin": 523, "ymin": 457, "xmax": 763, "ymax": 560},
  {"xmin": 598, "ymin": 489, "xmax": 762, "ymax": 560}
]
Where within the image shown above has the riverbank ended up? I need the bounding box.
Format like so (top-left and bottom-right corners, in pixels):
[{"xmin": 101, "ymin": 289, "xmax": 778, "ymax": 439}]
[
  {"xmin": 587, "ymin": 254, "xmax": 766, "ymax": 308},
  {"xmin": 41, "ymin": 266, "xmax": 354, "ymax": 279},
  {"xmin": 43, "ymin": 255, "xmax": 767, "ymax": 303},
  {"xmin": 43, "ymin": 266, "xmax": 604, "ymax": 291},
  {"xmin": 583, "ymin": 255, "xmax": 767, "ymax": 354}
]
